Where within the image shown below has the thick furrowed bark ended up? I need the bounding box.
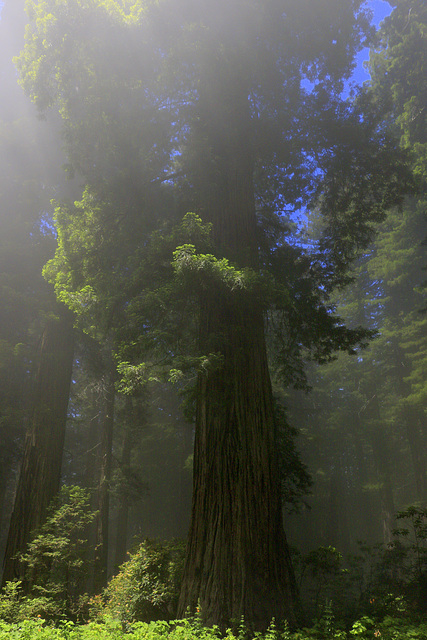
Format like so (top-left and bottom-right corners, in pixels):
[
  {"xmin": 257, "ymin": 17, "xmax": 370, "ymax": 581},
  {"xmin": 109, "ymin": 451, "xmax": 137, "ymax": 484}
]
[
  {"xmin": 178, "ymin": 299, "xmax": 295, "ymax": 628},
  {"xmin": 178, "ymin": 69, "xmax": 295, "ymax": 629}
]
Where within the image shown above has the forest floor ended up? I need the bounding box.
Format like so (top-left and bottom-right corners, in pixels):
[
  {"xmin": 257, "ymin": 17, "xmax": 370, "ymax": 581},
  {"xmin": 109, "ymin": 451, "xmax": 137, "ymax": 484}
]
[{"xmin": 1, "ymin": 615, "xmax": 427, "ymax": 640}]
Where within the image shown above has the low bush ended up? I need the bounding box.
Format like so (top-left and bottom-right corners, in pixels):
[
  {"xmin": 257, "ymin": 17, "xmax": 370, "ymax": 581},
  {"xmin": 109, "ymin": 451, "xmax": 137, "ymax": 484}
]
[
  {"xmin": 0, "ymin": 485, "xmax": 96, "ymax": 624},
  {"xmin": 102, "ymin": 539, "xmax": 186, "ymax": 625}
]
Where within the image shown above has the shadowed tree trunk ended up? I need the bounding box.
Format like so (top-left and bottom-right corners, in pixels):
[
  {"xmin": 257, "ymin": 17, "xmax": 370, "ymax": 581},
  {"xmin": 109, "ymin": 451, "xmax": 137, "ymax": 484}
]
[
  {"xmin": 392, "ymin": 341, "xmax": 427, "ymax": 504},
  {"xmin": 175, "ymin": 422, "xmax": 193, "ymax": 538},
  {"xmin": 352, "ymin": 415, "xmax": 377, "ymax": 544},
  {"xmin": 366, "ymin": 389, "xmax": 396, "ymax": 545},
  {"xmin": 405, "ymin": 408, "xmax": 427, "ymax": 504},
  {"xmin": 179, "ymin": 299, "xmax": 295, "ymax": 628},
  {"xmin": 177, "ymin": 70, "xmax": 295, "ymax": 629},
  {"xmin": 93, "ymin": 365, "xmax": 115, "ymax": 593},
  {"xmin": 113, "ymin": 397, "xmax": 134, "ymax": 571},
  {"xmin": 81, "ymin": 390, "xmax": 101, "ymax": 594},
  {"xmin": 1, "ymin": 311, "xmax": 74, "ymax": 586},
  {"xmin": 326, "ymin": 459, "xmax": 350, "ymax": 552}
]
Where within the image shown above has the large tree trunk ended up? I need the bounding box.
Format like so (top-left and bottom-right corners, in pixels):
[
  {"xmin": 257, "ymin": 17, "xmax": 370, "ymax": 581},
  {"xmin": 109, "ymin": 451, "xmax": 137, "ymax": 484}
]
[
  {"xmin": 1, "ymin": 311, "xmax": 74, "ymax": 586},
  {"xmin": 178, "ymin": 71, "xmax": 295, "ymax": 629},
  {"xmin": 179, "ymin": 300, "xmax": 295, "ymax": 628}
]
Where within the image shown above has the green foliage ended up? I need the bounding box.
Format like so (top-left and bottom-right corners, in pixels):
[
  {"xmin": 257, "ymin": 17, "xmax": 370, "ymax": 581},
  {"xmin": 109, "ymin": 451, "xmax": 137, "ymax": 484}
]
[
  {"xmin": 2, "ymin": 615, "xmax": 427, "ymax": 640},
  {"xmin": 296, "ymin": 601, "xmax": 346, "ymax": 640},
  {"xmin": 0, "ymin": 580, "xmax": 23, "ymax": 623},
  {"xmin": 0, "ymin": 485, "xmax": 98, "ymax": 622},
  {"xmin": 293, "ymin": 547, "xmax": 351, "ymax": 622},
  {"xmin": 103, "ymin": 540, "xmax": 185, "ymax": 625},
  {"xmin": 291, "ymin": 513, "xmax": 427, "ymax": 625},
  {"xmin": 349, "ymin": 616, "xmax": 374, "ymax": 638},
  {"xmin": 274, "ymin": 403, "xmax": 312, "ymax": 513},
  {"xmin": 19, "ymin": 0, "xmax": 409, "ymax": 394},
  {"xmin": 172, "ymin": 245, "xmax": 269, "ymax": 302},
  {"xmin": 390, "ymin": 505, "xmax": 427, "ymax": 607},
  {"xmin": 0, "ymin": 580, "xmax": 72, "ymax": 624},
  {"xmin": 303, "ymin": 547, "xmax": 343, "ymax": 580},
  {"xmin": 116, "ymin": 361, "xmax": 160, "ymax": 394},
  {"xmin": 368, "ymin": 0, "xmax": 427, "ymax": 183}
]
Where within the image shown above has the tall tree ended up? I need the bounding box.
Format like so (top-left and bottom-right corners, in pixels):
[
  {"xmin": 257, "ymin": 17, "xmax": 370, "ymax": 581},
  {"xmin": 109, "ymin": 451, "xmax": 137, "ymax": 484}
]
[
  {"xmin": 2, "ymin": 310, "xmax": 75, "ymax": 585},
  {"xmin": 367, "ymin": 0, "xmax": 427, "ymax": 503},
  {"xmin": 285, "ymin": 0, "xmax": 426, "ymax": 554},
  {"xmin": 0, "ymin": 0, "xmax": 78, "ymax": 581},
  {"xmin": 17, "ymin": 0, "xmax": 411, "ymax": 627}
]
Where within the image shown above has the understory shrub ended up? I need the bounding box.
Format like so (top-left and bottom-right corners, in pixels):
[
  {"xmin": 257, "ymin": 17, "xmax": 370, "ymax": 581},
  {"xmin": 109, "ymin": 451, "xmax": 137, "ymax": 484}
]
[
  {"xmin": 102, "ymin": 539, "xmax": 185, "ymax": 625},
  {"xmin": 292, "ymin": 505, "xmax": 427, "ymax": 625},
  {"xmin": 0, "ymin": 485, "xmax": 96, "ymax": 623},
  {"xmin": 292, "ymin": 546, "xmax": 357, "ymax": 624}
]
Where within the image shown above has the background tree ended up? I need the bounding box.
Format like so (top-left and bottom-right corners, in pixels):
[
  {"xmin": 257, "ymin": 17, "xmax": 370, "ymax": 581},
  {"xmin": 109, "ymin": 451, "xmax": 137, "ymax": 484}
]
[{"xmin": 286, "ymin": 0, "xmax": 426, "ymax": 558}]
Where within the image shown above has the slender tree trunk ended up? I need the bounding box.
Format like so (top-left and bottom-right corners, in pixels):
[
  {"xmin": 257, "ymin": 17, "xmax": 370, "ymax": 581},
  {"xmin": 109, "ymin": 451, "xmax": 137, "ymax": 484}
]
[
  {"xmin": 372, "ymin": 443, "xmax": 395, "ymax": 545},
  {"xmin": 113, "ymin": 483, "xmax": 129, "ymax": 572},
  {"xmin": 178, "ymin": 71, "xmax": 295, "ymax": 629},
  {"xmin": 175, "ymin": 422, "xmax": 193, "ymax": 538},
  {"xmin": 326, "ymin": 460, "xmax": 350, "ymax": 553},
  {"xmin": 352, "ymin": 415, "xmax": 377, "ymax": 543},
  {"xmin": 367, "ymin": 391, "xmax": 395, "ymax": 545},
  {"xmin": 392, "ymin": 342, "xmax": 427, "ymax": 504},
  {"xmin": 114, "ymin": 398, "xmax": 133, "ymax": 571},
  {"xmin": 1, "ymin": 311, "xmax": 74, "ymax": 586},
  {"xmin": 0, "ymin": 464, "xmax": 18, "ymax": 572},
  {"xmin": 81, "ymin": 391, "xmax": 101, "ymax": 594},
  {"xmin": 405, "ymin": 409, "xmax": 427, "ymax": 504},
  {"xmin": 93, "ymin": 366, "xmax": 115, "ymax": 592}
]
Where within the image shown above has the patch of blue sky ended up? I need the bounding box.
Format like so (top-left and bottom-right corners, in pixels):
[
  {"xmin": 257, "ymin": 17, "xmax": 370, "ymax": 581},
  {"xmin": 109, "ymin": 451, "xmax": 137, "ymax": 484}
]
[
  {"xmin": 301, "ymin": 0, "xmax": 392, "ymax": 96},
  {"xmin": 350, "ymin": 0, "xmax": 392, "ymax": 87},
  {"xmin": 350, "ymin": 6, "xmax": 392, "ymax": 124}
]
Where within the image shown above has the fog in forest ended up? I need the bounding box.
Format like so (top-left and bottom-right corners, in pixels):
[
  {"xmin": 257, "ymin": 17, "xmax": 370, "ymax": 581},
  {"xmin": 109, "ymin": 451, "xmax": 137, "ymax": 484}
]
[{"xmin": 0, "ymin": 0, "xmax": 426, "ymax": 631}]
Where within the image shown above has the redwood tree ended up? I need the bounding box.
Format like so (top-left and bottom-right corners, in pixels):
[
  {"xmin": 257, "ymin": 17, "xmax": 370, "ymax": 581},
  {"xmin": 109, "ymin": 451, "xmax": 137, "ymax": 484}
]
[
  {"xmin": 2, "ymin": 311, "xmax": 75, "ymax": 586},
  {"xmin": 16, "ymin": 0, "xmax": 412, "ymax": 627},
  {"xmin": 176, "ymin": 69, "xmax": 295, "ymax": 626}
]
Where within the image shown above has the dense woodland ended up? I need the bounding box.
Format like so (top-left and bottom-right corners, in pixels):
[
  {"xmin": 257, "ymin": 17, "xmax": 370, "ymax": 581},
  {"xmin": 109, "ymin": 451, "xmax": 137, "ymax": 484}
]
[{"xmin": 0, "ymin": 0, "xmax": 426, "ymax": 636}]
